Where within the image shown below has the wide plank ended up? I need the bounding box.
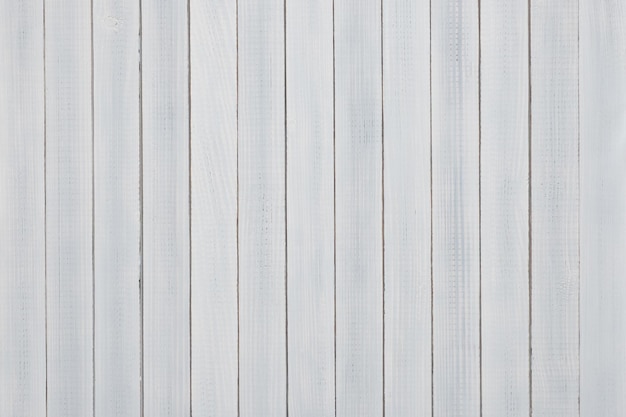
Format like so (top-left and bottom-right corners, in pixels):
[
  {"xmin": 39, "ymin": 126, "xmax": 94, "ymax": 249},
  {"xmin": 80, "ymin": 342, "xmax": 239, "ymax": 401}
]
[
  {"xmin": 382, "ymin": 0, "xmax": 431, "ymax": 414},
  {"xmin": 431, "ymin": 0, "xmax": 480, "ymax": 414},
  {"xmin": 45, "ymin": 0, "xmax": 94, "ymax": 414},
  {"xmin": 93, "ymin": 0, "xmax": 141, "ymax": 415},
  {"xmin": 0, "ymin": 0, "xmax": 46, "ymax": 415},
  {"xmin": 580, "ymin": 0, "xmax": 626, "ymax": 415},
  {"xmin": 480, "ymin": 0, "xmax": 530, "ymax": 415},
  {"xmin": 334, "ymin": 0, "xmax": 383, "ymax": 414},
  {"xmin": 190, "ymin": 0, "xmax": 238, "ymax": 414},
  {"xmin": 530, "ymin": 0, "xmax": 579, "ymax": 414},
  {"xmin": 286, "ymin": 0, "xmax": 335, "ymax": 415},
  {"xmin": 238, "ymin": 0, "xmax": 286, "ymax": 414},
  {"xmin": 141, "ymin": 0, "xmax": 190, "ymax": 415}
]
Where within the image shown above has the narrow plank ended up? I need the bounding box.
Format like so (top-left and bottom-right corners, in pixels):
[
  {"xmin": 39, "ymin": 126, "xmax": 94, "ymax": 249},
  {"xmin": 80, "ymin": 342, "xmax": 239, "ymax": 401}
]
[
  {"xmin": 93, "ymin": 0, "xmax": 141, "ymax": 414},
  {"xmin": 142, "ymin": 0, "xmax": 190, "ymax": 414},
  {"xmin": 286, "ymin": 0, "xmax": 334, "ymax": 414},
  {"xmin": 0, "ymin": 0, "xmax": 46, "ymax": 415},
  {"xmin": 238, "ymin": 0, "xmax": 286, "ymax": 414},
  {"xmin": 45, "ymin": 0, "xmax": 94, "ymax": 414},
  {"xmin": 382, "ymin": 0, "xmax": 431, "ymax": 413},
  {"xmin": 530, "ymin": 0, "xmax": 579, "ymax": 414},
  {"xmin": 431, "ymin": 0, "xmax": 480, "ymax": 414},
  {"xmin": 580, "ymin": 0, "xmax": 626, "ymax": 415},
  {"xmin": 334, "ymin": 0, "xmax": 383, "ymax": 414},
  {"xmin": 480, "ymin": 0, "xmax": 530, "ymax": 415},
  {"xmin": 190, "ymin": 0, "xmax": 238, "ymax": 414}
]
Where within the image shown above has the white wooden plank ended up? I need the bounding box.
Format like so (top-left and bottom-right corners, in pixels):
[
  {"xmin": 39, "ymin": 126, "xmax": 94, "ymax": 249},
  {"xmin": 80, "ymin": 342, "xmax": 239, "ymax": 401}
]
[
  {"xmin": 480, "ymin": 0, "xmax": 530, "ymax": 415},
  {"xmin": 0, "ymin": 0, "xmax": 46, "ymax": 415},
  {"xmin": 580, "ymin": 1, "xmax": 626, "ymax": 415},
  {"xmin": 190, "ymin": 0, "xmax": 238, "ymax": 414},
  {"xmin": 382, "ymin": 0, "xmax": 431, "ymax": 414},
  {"xmin": 45, "ymin": 0, "xmax": 94, "ymax": 414},
  {"xmin": 286, "ymin": 0, "xmax": 334, "ymax": 415},
  {"xmin": 431, "ymin": 0, "xmax": 480, "ymax": 414},
  {"xmin": 334, "ymin": 0, "xmax": 383, "ymax": 414},
  {"xmin": 530, "ymin": 0, "xmax": 579, "ymax": 414},
  {"xmin": 238, "ymin": 0, "xmax": 286, "ymax": 414},
  {"xmin": 93, "ymin": 0, "xmax": 141, "ymax": 415},
  {"xmin": 142, "ymin": 0, "xmax": 190, "ymax": 414}
]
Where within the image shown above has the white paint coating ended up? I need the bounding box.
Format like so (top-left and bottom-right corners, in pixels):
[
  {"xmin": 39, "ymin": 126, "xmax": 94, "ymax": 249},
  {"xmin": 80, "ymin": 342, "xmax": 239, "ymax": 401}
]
[
  {"xmin": 45, "ymin": 0, "xmax": 94, "ymax": 414},
  {"xmin": 237, "ymin": 0, "xmax": 286, "ymax": 414},
  {"xmin": 286, "ymin": 0, "xmax": 335, "ymax": 415},
  {"xmin": 93, "ymin": 0, "xmax": 141, "ymax": 414},
  {"xmin": 190, "ymin": 0, "xmax": 238, "ymax": 415},
  {"xmin": 480, "ymin": 0, "xmax": 530, "ymax": 415},
  {"xmin": 0, "ymin": 0, "xmax": 46, "ymax": 415},
  {"xmin": 382, "ymin": 0, "xmax": 431, "ymax": 414},
  {"xmin": 141, "ymin": 0, "xmax": 190, "ymax": 415}
]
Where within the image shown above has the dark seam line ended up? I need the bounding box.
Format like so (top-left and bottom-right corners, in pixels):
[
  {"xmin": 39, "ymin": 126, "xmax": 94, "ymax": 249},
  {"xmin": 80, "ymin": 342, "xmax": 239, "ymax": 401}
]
[
  {"xmin": 187, "ymin": 0, "xmax": 192, "ymax": 414},
  {"xmin": 284, "ymin": 0, "xmax": 289, "ymax": 413},
  {"xmin": 235, "ymin": 0, "xmax": 240, "ymax": 415},
  {"xmin": 527, "ymin": 0, "xmax": 532, "ymax": 414},
  {"xmin": 477, "ymin": 0, "xmax": 482, "ymax": 415},
  {"xmin": 380, "ymin": 0, "xmax": 385, "ymax": 414},
  {"xmin": 576, "ymin": 0, "xmax": 581, "ymax": 414},
  {"xmin": 332, "ymin": 0, "xmax": 337, "ymax": 415},
  {"xmin": 429, "ymin": 0, "xmax": 434, "ymax": 413},
  {"xmin": 90, "ymin": 0, "xmax": 96, "ymax": 411},
  {"xmin": 138, "ymin": 0, "xmax": 144, "ymax": 414},
  {"xmin": 43, "ymin": 0, "xmax": 48, "ymax": 414}
]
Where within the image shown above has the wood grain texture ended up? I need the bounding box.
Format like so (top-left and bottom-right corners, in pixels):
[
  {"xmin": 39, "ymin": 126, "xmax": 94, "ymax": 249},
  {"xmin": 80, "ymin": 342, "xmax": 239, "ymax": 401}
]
[
  {"xmin": 92, "ymin": 0, "xmax": 141, "ymax": 415},
  {"xmin": 45, "ymin": 0, "xmax": 94, "ymax": 414},
  {"xmin": 190, "ymin": 0, "xmax": 238, "ymax": 414},
  {"xmin": 141, "ymin": 0, "xmax": 190, "ymax": 415},
  {"xmin": 480, "ymin": 0, "xmax": 530, "ymax": 415},
  {"xmin": 431, "ymin": 0, "xmax": 480, "ymax": 414},
  {"xmin": 0, "ymin": 0, "xmax": 46, "ymax": 415},
  {"xmin": 530, "ymin": 0, "xmax": 579, "ymax": 415},
  {"xmin": 580, "ymin": 0, "xmax": 626, "ymax": 415},
  {"xmin": 286, "ymin": 0, "xmax": 335, "ymax": 415},
  {"xmin": 334, "ymin": 0, "xmax": 383, "ymax": 414},
  {"xmin": 382, "ymin": 0, "xmax": 431, "ymax": 414},
  {"xmin": 237, "ymin": 0, "xmax": 286, "ymax": 414}
]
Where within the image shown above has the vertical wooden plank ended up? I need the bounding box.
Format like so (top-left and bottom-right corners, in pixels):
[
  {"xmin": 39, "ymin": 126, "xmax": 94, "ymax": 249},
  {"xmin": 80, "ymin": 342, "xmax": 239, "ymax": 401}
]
[
  {"xmin": 530, "ymin": 0, "xmax": 579, "ymax": 414},
  {"xmin": 382, "ymin": 0, "xmax": 431, "ymax": 414},
  {"xmin": 45, "ymin": 0, "xmax": 94, "ymax": 414},
  {"xmin": 286, "ymin": 0, "xmax": 334, "ymax": 415},
  {"xmin": 93, "ymin": 0, "xmax": 141, "ymax": 414},
  {"xmin": 334, "ymin": 0, "xmax": 382, "ymax": 414},
  {"xmin": 480, "ymin": 0, "xmax": 530, "ymax": 415},
  {"xmin": 580, "ymin": 0, "xmax": 626, "ymax": 415},
  {"xmin": 0, "ymin": 0, "xmax": 46, "ymax": 415},
  {"xmin": 142, "ymin": 0, "xmax": 190, "ymax": 414},
  {"xmin": 190, "ymin": 0, "xmax": 238, "ymax": 414},
  {"xmin": 431, "ymin": 0, "xmax": 480, "ymax": 414},
  {"xmin": 238, "ymin": 0, "xmax": 286, "ymax": 414}
]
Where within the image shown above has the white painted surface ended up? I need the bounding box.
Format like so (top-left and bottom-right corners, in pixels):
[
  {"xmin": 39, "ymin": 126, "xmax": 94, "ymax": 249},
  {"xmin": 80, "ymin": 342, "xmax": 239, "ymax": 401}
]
[
  {"xmin": 431, "ymin": 0, "xmax": 480, "ymax": 415},
  {"xmin": 0, "ymin": 0, "xmax": 46, "ymax": 415},
  {"xmin": 45, "ymin": 0, "xmax": 94, "ymax": 414},
  {"xmin": 531, "ymin": 0, "xmax": 579, "ymax": 415},
  {"xmin": 93, "ymin": 0, "xmax": 141, "ymax": 415},
  {"xmin": 334, "ymin": 0, "xmax": 383, "ymax": 416},
  {"xmin": 382, "ymin": 0, "xmax": 431, "ymax": 414},
  {"xmin": 480, "ymin": 0, "xmax": 530, "ymax": 415},
  {"xmin": 237, "ymin": 0, "xmax": 286, "ymax": 415},
  {"xmin": 286, "ymin": 0, "xmax": 335, "ymax": 415},
  {"xmin": 580, "ymin": 0, "xmax": 626, "ymax": 415},
  {"xmin": 190, "ymin": 0, "xmax": 238, "ymax": 415},
  {"xmin": 4, "ymin": 1, "xmax": 626, "ymax": 416},
  {"xmin": 141, "ymin": 0, "xmax": 190, "ymax": 415}
]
